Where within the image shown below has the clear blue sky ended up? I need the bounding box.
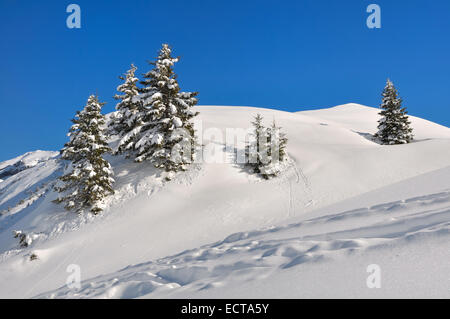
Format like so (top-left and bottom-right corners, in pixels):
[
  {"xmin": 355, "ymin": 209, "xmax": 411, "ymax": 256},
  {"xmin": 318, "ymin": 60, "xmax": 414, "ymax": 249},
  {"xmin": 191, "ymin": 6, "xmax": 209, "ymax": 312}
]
[{"xmin": 1, "ymin": 0, "xmax": 449, "ymax": 161}]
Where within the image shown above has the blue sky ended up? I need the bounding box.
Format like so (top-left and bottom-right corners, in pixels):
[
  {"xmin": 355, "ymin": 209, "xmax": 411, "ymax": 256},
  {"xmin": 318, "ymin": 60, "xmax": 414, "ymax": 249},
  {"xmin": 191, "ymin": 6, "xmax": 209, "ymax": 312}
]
[{"xmin": 1, "ymin": 0, "xmax": 449, "ymax": 161}]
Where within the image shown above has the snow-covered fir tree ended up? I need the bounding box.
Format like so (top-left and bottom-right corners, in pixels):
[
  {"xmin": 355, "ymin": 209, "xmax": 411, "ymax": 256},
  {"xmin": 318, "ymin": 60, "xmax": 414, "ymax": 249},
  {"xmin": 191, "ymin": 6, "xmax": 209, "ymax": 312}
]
[
  {"xmin": 111, "ymin": 64, "xmax": 144, "ymax": 156},
  {"xmin": 245, "ymin": 114, "xmax": 270, "ymax": 175},
  {"xmin": 374, "ymin": 79, "xmax": 413, "ymax": 145},
  {"xmin": 54, "ymin": 95, "xmax": 114, "ymax": 214},
  {"xmin": 134, "ymin": 43, "xmax": 199, "ymax": 173},
  {"xmin": 260, "ymin": 120, "xmax": 288, "ymax": 178},
  {"xmin": 245, "ymin": 115, "xmax": 288, "ymax": 179},
  {"xmin": 268, "ymin": 120, "xmax": 287, "ymax": 161}
]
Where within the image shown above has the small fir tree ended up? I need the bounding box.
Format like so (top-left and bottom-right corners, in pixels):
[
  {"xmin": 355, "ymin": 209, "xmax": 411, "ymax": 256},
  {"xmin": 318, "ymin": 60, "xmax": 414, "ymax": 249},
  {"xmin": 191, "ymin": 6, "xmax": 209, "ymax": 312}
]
[
  {"xmin": 374, "ymin": 79, "xmax": 413, "ymax": 145},
  {"xmin": 267, "ymin": 120, "xmax": 287, "ymax": 162},
  {"xmin": 245, "ymin": 114, "xmax": 270, "ymax": 175},
  {"xmin": 54, "ymin": 95, "xmax": 114, "ymax": 214},
  {"xmin": 260, "ymin": 120, "xmax": 288, "ymax": 179}
]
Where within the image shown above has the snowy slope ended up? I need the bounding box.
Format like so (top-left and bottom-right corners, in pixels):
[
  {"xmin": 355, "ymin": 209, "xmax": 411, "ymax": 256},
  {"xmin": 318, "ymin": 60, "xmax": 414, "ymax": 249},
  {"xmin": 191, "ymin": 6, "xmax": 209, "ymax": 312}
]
[
  {"xmin": 0, "ymin": 151, "xmax": 60, "ymax": 219},
  {"xmin": 0, "ymin": 150, "xmax": 59, "ymax": 179},
  {"xmin": 0, "ymin": 104, "xmax": 449, "ymax": 298},
  {"xmin": 300, "ymin": 103, "xmax": 450, "ymax": 140},
  {"xmin": 40, "ymin": 169, "xmax": 450, "ymax": 298}
]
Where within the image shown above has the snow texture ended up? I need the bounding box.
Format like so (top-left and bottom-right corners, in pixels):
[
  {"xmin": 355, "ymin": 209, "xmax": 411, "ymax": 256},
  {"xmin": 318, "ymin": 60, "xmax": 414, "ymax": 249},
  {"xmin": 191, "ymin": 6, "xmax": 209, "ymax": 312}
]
[{"xmin": 0, "ymin": 103, "xmax": 450, "ymax": 298}]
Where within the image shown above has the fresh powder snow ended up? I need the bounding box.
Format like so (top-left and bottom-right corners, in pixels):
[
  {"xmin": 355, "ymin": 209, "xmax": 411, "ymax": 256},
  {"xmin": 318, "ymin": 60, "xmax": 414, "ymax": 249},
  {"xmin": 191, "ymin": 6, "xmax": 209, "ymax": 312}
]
[{"xmin": 0, "ymin": 104, "xmax": 449, "ymax": 298}]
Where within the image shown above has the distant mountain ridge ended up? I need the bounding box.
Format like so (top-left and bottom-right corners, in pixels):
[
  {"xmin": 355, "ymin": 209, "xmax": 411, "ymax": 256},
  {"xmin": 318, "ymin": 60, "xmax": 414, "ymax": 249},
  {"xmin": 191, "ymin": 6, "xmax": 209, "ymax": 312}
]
[{"xmin": 0, "ymin": 151, "xmax": 59, "ymax": 180}]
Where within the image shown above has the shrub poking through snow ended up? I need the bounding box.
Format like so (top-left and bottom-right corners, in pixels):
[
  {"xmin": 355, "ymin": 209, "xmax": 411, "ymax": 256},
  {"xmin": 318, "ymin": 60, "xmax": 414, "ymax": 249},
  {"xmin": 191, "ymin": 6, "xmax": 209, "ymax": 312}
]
[
  {"xmin": 111, "ymin": 64, "xmax": 144, "ymax": 156},
  {"xmin": 13, "ymin": 230, "xmax": 32, "ymax": 248},
  {"xmin": 54, "ymin": 95, "xmax": 115, "ymax": 214},
  {"xmin": 134, "ymin": 44, "xmax": 199, "ymax": 174},
  {"xmin": 245, "ymin": 114, "xmax": 288, "ymax": 179},
  {"xmin": 374, "ymin": 79, "xmax": 413, "ymax": 145}
]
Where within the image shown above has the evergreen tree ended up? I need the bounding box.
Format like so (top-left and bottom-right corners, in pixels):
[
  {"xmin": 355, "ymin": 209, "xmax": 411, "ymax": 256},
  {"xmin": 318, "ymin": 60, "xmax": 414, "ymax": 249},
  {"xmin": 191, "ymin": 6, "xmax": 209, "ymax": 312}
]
[
  {"xmin": 134, "ymin": 44, "xmax": 199, "ymax": 173},
  {"xmin": 111, "ymin": 64, "xmax": 144, "ymax": 156},
  {"xmin": 260, "ymin": 120, "xmax": 288, "ymax": 179},
  {"xmin": 54, "ymin": 95, "xmax": 114, "ymax": 214},
  {"xmin": 245, "ymin": 114, "xmax": 270, "ymax": 175},
  {"xmin": 374, "ymin": 79, "xmax": 413, "ymax": 145},
  {"xmin": 268, "ymin": 120, "xmax": 288, "ymax": 162}
]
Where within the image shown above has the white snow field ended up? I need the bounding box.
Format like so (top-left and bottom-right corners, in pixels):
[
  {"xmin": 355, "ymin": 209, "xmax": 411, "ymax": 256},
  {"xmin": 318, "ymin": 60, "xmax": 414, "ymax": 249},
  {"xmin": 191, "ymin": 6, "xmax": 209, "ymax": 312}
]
[{"xmin": 0, "ymin": 103, "xmax": 449, "ymax": 298}]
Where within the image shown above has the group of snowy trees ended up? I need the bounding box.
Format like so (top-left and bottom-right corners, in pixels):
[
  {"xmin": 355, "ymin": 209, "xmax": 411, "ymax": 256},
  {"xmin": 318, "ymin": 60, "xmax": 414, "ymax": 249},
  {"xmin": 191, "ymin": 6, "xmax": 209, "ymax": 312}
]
[
  {"xmin": 52, "ymin": 42, "xmax": 411, "ymax": 214},
  {"xmin": 54, "ymin": 44, "xmax": 199, "ymax": 214},
  {"xmin": 375, "ymin": 79, "xmax": 413, "ymax": 145},
  {"xmin": 245, "ymin": 114, "xmax": 288, "ymax": 179},
  {"xmin": 110, "ymin": 44, "xmax": 199, "ymax": 170}
]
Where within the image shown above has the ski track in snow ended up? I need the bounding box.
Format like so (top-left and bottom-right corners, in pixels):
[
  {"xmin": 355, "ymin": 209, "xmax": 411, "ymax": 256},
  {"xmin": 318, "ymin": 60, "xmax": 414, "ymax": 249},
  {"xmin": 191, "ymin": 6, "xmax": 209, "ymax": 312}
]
[
  {"xmin": 36, "ymin": 189, "xmax": 450, "ymax": 299},
  {"xmin": 278, "ymin": 157, "xmax": 314, "ymax": 218}
]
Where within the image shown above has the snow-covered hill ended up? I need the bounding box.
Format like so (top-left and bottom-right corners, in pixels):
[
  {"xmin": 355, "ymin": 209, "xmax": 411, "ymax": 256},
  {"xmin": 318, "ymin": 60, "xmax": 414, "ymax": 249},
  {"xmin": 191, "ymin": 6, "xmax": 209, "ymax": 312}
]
[{"xmin": 0, "ymin": 103, "xmax": 449, "ymax": 298}]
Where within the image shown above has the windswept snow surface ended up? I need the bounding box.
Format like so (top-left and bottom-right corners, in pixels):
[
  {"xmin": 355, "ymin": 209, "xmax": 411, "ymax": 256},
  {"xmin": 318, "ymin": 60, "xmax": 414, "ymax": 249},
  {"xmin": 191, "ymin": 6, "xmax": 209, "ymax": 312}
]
[{"xmin": 0, "ymin": 104, "xmax": 449, "ymax": 298}]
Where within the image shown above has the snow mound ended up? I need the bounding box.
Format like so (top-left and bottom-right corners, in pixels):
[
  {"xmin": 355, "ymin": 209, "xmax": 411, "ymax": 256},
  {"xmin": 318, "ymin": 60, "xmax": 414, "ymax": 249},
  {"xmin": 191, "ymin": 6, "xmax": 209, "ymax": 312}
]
[{"xmin": 300, "ymin": 103, "xmax": 450, "ymax": 140}]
